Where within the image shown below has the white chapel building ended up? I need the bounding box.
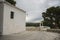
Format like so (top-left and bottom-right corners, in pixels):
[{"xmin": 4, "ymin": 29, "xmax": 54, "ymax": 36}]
[{"xmin": 0, "ymin": 0, "xmax": 26, "ymax": 35}]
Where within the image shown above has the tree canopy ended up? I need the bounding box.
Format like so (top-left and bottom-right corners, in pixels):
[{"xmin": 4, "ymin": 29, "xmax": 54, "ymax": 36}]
[
  {"xmin": 6, "ymin": 0, "xmax": 16, "ymax": 6},
  {"xmin": 26, "ymin": 23, "xmax": 40, "ymax": 27},
  {"xmin": 42, "ymin": 6, "xmax": 60, "ymax": 29}
]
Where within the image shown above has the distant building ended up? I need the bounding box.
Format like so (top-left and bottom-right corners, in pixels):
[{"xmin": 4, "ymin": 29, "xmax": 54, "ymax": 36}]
[{"xmin": 0, "ymin": 0, "xmax": 26, "ymax": 35}]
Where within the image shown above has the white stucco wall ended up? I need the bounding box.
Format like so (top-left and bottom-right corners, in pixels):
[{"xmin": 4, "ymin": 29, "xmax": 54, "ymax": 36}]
[
  {"xmin": 3, "ymin": 3, "xmax": 26, "ymax": 35},
  {"xmin": 0, "ymin": 2, "xmax": 4, "ymax": 35},
  {"xmin": 0, "ymin": 0, "xmax": 4, "ymax": 1}
]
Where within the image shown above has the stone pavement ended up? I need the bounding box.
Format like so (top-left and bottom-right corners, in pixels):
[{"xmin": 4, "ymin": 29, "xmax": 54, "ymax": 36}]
[{"xmin": 0, "ymin": 31, "xmax": 60, "ymax": 40}]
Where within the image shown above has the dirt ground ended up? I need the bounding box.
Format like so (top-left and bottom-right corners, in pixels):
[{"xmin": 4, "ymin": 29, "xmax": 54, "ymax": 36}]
[{"xmin": 0, "ymin": 31, "xmax": 60, "ymax": 40}]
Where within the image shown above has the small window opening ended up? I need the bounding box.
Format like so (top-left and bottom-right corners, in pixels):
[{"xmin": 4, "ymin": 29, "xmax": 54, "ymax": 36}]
[{"xmin": 11, "ymin": 11, "xmax": 14, "ymax": 19}]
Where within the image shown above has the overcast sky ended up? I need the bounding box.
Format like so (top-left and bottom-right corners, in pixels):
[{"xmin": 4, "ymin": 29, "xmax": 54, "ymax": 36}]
[{"xmin": 15, "ymin": 0, "xmax": 60, "ymax": 23}]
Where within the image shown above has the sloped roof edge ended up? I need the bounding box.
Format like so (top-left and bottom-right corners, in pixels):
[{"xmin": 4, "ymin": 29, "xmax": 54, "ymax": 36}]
[{"xmin": 0, "ymin": 1, "xmax": 26, "ymax": 13}]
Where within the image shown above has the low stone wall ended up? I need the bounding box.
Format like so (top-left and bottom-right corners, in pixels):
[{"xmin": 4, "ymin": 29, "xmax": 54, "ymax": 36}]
[
  {"xmin": 26, "ymin": 27, "xmax": 40, "ymax": 31},
  {"xmin": 47, "ymin": 29, "xmax": 60, "ymax": 33},
  {"xmin": 26, "ymin": 27, "xmax": 49, "ymax": 31}
]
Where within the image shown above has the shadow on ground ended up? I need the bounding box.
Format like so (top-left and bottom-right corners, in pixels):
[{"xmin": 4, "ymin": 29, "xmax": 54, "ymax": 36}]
[{"xmin": 54, "ymin": 35, "xmax": 60, "ymax": 40}]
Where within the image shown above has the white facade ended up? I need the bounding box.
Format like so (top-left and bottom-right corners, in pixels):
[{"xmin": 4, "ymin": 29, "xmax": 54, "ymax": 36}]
[
  {"xmin": 0, "ymin": 0, "xmax": 4, "ymax": 1},
  {"xmin": 0, "ymin": 1, "xmax": 26, "ymax": 35}
]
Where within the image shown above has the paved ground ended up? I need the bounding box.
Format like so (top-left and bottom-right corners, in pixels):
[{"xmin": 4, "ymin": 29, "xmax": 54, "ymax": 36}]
[{"xmin": 0, "ymin": 31, "xmax": 60, "ymax": 40}]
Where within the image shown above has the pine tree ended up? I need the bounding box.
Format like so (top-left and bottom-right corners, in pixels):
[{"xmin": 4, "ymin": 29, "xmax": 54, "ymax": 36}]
[
  {"xmin": 6, "ymin": 0, "xmax": 16, "ymax": 6},
  {"xmin": 42, "ymin": 6, "xmax": 60, "ymax": 29}
]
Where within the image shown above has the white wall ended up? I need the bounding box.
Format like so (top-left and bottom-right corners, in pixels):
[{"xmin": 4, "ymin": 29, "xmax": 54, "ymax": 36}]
[
  {"xmin": 0, "ymin": 0, "xmax": 4, "ymax": 1},
  {"xmin": 0, "ymin": 2, "xmax": 4, "ymax": 35},
  {"xmin": 3, "ymin": 3, "xmax": 26, "ymax": 35}
]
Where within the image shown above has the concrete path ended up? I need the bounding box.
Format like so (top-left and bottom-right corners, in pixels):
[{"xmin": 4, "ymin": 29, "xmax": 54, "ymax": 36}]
[{"xmin": 0, "ymin": 31, "xmax": 60, "ymax": 40}]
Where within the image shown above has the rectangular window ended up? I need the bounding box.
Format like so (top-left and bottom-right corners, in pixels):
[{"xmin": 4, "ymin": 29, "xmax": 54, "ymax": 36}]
[{"xmin": 11, "ymin": 11, "xmax": 14, "ymax": 19}]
